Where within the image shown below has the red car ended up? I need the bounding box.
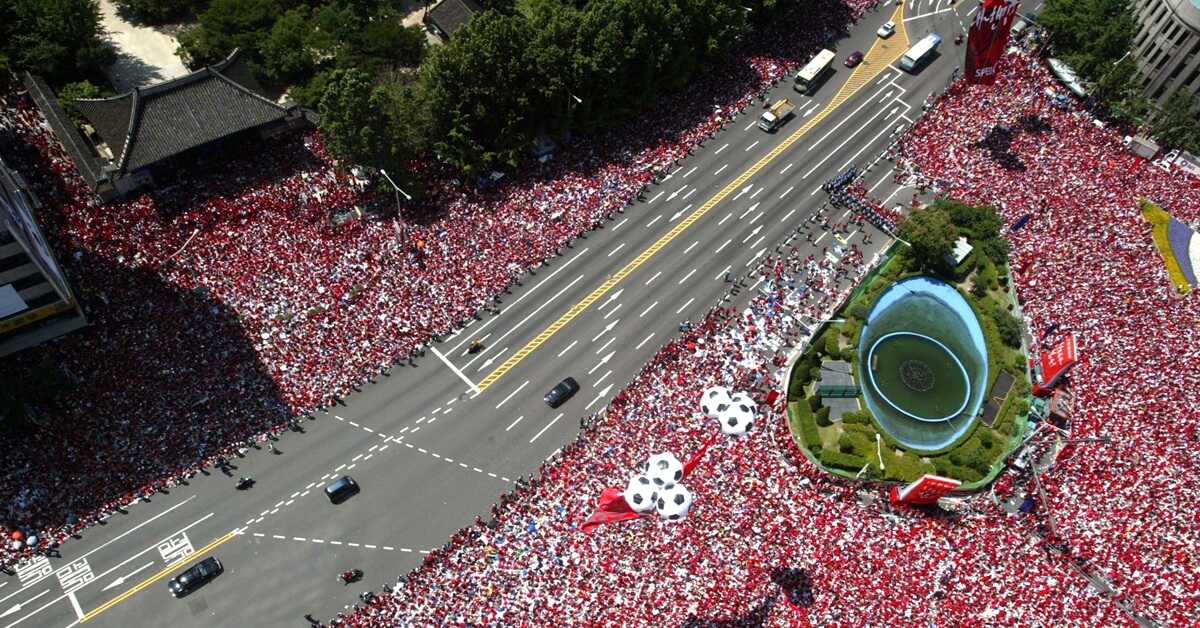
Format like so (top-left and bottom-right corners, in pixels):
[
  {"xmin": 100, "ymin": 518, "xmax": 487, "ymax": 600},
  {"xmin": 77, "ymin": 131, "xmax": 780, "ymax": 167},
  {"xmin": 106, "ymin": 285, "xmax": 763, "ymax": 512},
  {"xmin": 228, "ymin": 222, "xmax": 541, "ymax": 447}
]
[{"xmin": 845, "ymin": 51, "xmax": 864, "ymax": 68}]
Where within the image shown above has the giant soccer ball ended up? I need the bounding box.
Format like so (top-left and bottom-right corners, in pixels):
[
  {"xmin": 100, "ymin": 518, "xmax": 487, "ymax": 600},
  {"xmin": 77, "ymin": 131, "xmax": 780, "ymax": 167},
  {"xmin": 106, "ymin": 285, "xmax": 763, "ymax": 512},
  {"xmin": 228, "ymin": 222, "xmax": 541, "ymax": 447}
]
[
  {"xmin": 717, "ymin": 392, "xmax": 757, "ymax": 436},
  {"xmin": 655, "ymin": 484, "xmax": 694, "ymax": 521},
  {"xmin": 699, "ymin": 386, "xmax": 733, "ymax": 419},
  {"xmin": 623, "ymin": 474, "xmax": 659, "ymax": 513},
  {"xmin": 643, "ymin": 452, "xmax": 684, "ymax": 489}
]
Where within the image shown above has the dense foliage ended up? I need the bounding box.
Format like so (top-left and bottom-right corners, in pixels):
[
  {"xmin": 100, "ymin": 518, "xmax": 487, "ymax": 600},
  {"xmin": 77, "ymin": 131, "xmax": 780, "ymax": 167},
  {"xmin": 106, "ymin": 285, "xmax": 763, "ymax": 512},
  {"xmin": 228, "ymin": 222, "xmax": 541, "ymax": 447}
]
[
  {"xmin": 0, "ymin": 0, "xmax": 115, "ymax": 86},
  {"xmin": 1040, "ymin": 0, "xmax": 1200, "ymax": 152},
  {"xmin": 171, "ymin": 0, "xmax": 750, "ymax": 173}
]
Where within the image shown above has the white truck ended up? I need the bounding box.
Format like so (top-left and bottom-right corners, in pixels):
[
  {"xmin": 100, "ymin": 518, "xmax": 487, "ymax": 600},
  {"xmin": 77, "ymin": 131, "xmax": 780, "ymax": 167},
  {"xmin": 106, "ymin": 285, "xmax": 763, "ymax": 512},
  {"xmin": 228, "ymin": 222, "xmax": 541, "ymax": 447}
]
[{"xmin": 758, "ymin": 99, "xmax": 795, "ymax": 132}]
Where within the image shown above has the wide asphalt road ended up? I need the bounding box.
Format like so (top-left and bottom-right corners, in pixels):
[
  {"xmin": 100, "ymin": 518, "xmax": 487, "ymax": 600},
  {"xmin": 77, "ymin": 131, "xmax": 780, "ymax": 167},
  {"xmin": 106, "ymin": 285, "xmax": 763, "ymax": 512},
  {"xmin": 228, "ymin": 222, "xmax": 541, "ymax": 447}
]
[{"xmin": 3, "ymin": 1, "xmax": 1004, "ymax": 625}]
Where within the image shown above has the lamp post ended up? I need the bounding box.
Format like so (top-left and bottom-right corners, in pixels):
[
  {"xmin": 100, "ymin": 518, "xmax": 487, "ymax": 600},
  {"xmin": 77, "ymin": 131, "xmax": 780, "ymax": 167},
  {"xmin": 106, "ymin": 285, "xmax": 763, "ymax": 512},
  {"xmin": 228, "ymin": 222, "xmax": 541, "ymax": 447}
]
[
  {"xmin": 875, "ymin": 432, "xmax": 885, "ymax": 471},
  {"xmin": 379, "ymin": 169, "xmax": 412, "ymax": 243},
  {"xmin": 565, "ymin": 88, "xmax": 582, "ymax": 143}
]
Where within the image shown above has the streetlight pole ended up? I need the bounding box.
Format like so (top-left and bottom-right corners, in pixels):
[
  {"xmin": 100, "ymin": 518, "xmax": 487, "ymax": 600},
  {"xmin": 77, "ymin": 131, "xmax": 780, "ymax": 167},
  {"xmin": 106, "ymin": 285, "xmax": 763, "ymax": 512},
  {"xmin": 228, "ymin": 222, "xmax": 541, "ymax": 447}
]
[
  {"xmin": 875, "ymin": 433, "xmax": 885, "ymax": 471},
  {"xmin": 379, "ymin": 169, "xmax": 412, "ymax": 244},
  {"xmin": 565, "ymin": 88, "xmax": 582, "ymax": 143}
]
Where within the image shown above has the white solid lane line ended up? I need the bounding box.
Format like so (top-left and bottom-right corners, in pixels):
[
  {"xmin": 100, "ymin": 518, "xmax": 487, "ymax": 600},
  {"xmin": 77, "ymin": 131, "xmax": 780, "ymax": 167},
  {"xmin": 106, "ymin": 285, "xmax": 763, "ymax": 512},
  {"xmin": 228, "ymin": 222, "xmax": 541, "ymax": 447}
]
[
  {"xmin": 530, "ymin": 413, "xmax": 563, "ymax": 443},
  {"xmin": 495, "ymin": 380, "xmax": 529, "ymax": 409}
]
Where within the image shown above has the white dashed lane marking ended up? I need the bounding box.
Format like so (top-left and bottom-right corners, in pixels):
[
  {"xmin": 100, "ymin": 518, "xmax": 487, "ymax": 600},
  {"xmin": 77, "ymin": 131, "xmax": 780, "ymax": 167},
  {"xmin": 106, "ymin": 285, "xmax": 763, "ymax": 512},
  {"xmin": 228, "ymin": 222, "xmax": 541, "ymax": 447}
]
[{"xmin": 250, "ymin": 533, "xmax": 427, "ymax": 553}]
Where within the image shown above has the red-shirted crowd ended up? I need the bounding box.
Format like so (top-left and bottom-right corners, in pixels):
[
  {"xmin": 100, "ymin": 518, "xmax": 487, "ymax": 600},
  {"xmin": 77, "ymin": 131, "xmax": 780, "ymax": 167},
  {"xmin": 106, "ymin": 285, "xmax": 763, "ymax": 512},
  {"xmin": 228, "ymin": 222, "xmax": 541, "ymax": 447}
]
[{"xmin": 1, "ymin": 0, "xmax": 1196, "ymax": 624}]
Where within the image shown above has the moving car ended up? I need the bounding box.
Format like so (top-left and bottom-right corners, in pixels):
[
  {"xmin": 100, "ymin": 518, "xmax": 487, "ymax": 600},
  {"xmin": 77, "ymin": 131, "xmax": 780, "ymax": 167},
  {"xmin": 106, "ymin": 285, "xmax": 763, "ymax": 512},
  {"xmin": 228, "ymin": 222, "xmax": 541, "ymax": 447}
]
[
  {"xmin": 877, "ymin": 21, "xmax": 896, "ymax": 38},
  {"xmin": 325, "ymin": 475, "xmax": 359, "ymax": 503},
  {"xmin": 844, "ymin": 51, "xmax": 864, "ymax": 68},
  {"xmin": 544, "ymin": 377, "xmax": 580, "ymax": 408},
  {"xmin": 167, "ymin": 556, "xmax": 222, "ymax": 597}
]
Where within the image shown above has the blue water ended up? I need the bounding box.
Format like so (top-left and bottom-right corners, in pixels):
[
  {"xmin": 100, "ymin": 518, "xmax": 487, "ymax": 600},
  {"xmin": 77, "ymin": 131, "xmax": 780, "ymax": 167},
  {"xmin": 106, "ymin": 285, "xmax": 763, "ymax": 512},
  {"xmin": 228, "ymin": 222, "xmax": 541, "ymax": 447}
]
[{"xmin": 857, "ymin": 276, "xmax": 988, "ymax": 450}]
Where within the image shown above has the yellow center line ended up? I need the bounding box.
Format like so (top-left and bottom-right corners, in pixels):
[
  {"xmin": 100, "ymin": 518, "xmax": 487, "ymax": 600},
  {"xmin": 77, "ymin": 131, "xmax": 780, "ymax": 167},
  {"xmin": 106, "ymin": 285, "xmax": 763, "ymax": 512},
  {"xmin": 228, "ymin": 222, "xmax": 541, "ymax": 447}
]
[
  {"xmin": 81, "ymin": 531, "xmax": 236, "ymax": 622},
  {"xmin": 477, "ymin": 7, "xmax": 907, "ymax": 392}
]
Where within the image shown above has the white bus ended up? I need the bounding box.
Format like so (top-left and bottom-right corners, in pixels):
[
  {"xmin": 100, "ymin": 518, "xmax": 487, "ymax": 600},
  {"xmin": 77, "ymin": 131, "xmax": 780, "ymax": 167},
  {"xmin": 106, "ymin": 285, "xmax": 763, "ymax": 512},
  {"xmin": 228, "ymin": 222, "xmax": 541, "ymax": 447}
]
[
  {"xmin": 793, "ymin": 49, "xmax": 836, "ymax": 94},
  {"xmin": 900, "ymin": 34, "xmax": 941, "ymax": 72}
]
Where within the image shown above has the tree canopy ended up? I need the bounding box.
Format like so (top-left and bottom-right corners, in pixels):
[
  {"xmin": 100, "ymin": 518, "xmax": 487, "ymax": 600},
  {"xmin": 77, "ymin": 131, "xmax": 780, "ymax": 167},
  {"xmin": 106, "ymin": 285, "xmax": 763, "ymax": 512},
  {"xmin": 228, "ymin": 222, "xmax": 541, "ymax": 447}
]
[{"xmin": 0, "ymin": 0, "xmax": 115, "ymax": 86}]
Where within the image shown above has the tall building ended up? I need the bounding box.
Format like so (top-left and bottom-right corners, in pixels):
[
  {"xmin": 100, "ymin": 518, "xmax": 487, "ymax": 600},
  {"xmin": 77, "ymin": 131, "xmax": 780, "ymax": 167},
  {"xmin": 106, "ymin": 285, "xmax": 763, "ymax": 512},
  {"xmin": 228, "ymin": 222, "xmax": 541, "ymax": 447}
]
[
  {"xmin": 1132, "ymin": 0, "xmax": 1200, "ymax": 105},
  {"xmin": 0, "ymin": 153, "xmax": 87, "ymax": 357}
]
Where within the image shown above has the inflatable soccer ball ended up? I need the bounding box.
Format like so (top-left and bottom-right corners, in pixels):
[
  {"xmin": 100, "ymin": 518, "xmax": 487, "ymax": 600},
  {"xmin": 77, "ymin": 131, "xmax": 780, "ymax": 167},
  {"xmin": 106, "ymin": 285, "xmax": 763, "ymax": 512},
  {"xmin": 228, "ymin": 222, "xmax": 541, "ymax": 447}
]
[
  {"xmin": 699, "ymin": 386, "xmax": 733, "ymax": 419},
  {"xmin": 623, "ymin": 475, "xmax": 659, "ymax": 513},
  {"xmin": 643, "ymin": 452, "xmax": 684, "ymax": 489},
  {"xmin": 655, "ymin": 484, "xmax": 694, "ymax": 521}
]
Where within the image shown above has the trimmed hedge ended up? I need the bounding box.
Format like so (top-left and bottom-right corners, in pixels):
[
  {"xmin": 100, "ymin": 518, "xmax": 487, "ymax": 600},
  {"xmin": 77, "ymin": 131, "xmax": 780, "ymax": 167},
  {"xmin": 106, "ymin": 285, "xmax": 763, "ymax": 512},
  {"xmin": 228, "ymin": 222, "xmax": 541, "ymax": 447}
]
[
  {"xmin": 814, "ymin": 405, "xmax": 831, "ymax": 426},
  {"xmin": 792, "ymin": 401, "xmax": 821, "ymax": 453},
  {"xmin": 820, "ymin": 449, "xmax": 866, "ymax": 472}
]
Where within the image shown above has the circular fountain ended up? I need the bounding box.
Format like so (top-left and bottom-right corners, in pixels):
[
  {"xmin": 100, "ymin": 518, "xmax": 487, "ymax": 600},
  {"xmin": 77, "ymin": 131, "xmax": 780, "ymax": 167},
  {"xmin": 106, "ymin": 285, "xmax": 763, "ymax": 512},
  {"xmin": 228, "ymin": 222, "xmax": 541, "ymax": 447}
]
[{"xmin": 857, "ymin": 277, "xmax": 987, "ymax": 450}]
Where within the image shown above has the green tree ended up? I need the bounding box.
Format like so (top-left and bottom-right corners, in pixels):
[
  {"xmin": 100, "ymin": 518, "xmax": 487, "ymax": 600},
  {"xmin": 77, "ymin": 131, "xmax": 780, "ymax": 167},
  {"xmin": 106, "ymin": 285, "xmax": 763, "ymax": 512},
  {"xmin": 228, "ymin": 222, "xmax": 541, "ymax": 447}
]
[
  {"xmin": 57, "ymin": 80, "xmax": 102, "ymax": 126},
  {"xmin": 420, "ymin": 11, "xmax": 541, "ymax": 171},
  {"xmin": 1040, "ymin": 0, "xmax": 1137, "ymax": 79},
  {"xmin": 178, "ymin": 0, "xmax": 282, "ymax": 68},
  {"xmin": 991, "ymin": 308, "xmax": 1024, "ymax": 348},
  {"xmin": 1153, "ymin": 92, "xmax": 1200, "ymax": 154},
  {"xmin": 261, "ymin": 7, "xmax": 314, "ymax": 82},
  {"xmin": 898, "ymin": 206, "xmax": 958, "ymax": 268},
  {"xmin": 2, "ymin": 0, "xmax": 116, "ymax": 86},
  {"xmin": 979, "ymin": 237, "xmax": 1011, "ymax": 266},
  {"xmin": 942, "ymin": 200, "xmax": 1003, "ymax": 240},
  {"xmin": 318, "ymin": 68, "xmax": 407, "ymax": 172},
  {"xmin": 114, "ymin": 0, "xmax": 204, "ymax": 24}
]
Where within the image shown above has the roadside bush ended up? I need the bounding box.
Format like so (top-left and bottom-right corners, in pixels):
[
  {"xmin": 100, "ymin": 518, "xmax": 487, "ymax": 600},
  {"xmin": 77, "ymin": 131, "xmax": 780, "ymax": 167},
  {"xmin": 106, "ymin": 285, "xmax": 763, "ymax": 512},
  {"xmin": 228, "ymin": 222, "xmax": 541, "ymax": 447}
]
[
  {"xmin": 842, "ymin": 409, "xmax": 871, "ymax": 425},
  {"xmin": 824, "ymin": 333, "xmax": 842, "ymax": 360},
  {"xmin": 808, "ymin": 393, "xmax": 823, "ymax": 412},
  {"xmin": 992, "ymin": 308, "xmax": 1024, "ymax": 348},
  {"xmin": 815, "ymin": 405, "xmax": 831, "ymax": 426},
  {"xmin": 820, "ymin": 449, "xmax": 866, "ymax": 473},
  {"xmin": 792, "ymin": 401, "xmax": 821, "ymax": 453}
]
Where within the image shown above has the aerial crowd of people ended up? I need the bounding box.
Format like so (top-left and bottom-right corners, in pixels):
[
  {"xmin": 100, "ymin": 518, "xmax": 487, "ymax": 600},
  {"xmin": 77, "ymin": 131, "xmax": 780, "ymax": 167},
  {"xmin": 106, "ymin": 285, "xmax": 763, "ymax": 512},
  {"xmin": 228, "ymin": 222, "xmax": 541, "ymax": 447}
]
[{"xmin": 0, "ymin": 0, "xmax": 1197, "ymax": 624}]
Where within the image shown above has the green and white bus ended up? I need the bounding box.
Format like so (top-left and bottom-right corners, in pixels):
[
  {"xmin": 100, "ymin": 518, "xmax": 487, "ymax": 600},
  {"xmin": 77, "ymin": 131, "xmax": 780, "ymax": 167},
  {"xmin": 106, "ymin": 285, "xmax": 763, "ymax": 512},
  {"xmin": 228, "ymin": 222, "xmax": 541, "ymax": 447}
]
[{"xmin": 793, "ymin": 49, "xmax": 837, "ymax": 94}]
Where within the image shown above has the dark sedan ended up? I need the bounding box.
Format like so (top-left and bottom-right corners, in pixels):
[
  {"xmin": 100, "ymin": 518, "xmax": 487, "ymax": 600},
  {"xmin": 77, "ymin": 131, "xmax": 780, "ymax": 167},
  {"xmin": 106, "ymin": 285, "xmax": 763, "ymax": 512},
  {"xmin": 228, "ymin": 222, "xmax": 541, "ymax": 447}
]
[
  {"xmin": 844, "ymin": 51, "xmax": 864, "ymax": 68},
  {"xmin": 167, "ymin": 556, "xmax": 222, "ymax": 597},
  {"xmin": 544, "ymin": 377, "xmax": 580, "ymax": 408}
]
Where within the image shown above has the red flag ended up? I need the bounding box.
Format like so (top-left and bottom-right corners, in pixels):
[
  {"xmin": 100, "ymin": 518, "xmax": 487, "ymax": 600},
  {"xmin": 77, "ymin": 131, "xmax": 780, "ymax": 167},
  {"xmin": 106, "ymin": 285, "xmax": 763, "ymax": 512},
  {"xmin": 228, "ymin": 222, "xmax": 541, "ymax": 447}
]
[
  {"xmin": 581, "ymin": 487, "xmax": 643, "ymax": 533},
  {"xmin": 682, "ymin": 434, "xmax": 720, "ymax": 479},
  {"xmin": 965, "ymin": 0, "xmax": 1021, "ymax": 85}
]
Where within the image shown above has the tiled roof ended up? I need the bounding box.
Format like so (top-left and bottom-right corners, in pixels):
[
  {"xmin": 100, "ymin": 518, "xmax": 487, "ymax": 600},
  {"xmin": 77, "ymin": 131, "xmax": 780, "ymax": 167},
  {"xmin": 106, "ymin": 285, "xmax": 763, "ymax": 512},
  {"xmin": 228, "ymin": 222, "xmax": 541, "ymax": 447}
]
[
  {"xmin": 21, "ymin": 74, "xmax": 111, "ymax": 189},
  {"xmin": 426, "ymin": 0, "xmax": 484, "ymax": 38},
  {"xmin": 74, "ymin": 50, "xmax": 293, "ymax": 176}
]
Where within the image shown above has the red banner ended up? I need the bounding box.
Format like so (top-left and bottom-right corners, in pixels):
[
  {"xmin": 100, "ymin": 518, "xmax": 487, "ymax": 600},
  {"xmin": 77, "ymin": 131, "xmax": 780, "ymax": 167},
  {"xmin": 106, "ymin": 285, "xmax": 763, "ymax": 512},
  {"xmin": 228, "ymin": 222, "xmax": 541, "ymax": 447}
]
[
  {"xmin": 581, "ymin": 487, "xmax": 644, "ymax": 533},
  {"xmin": 965, "ymin": 0, "xmax": 1021, "ymax": 85},
  {"xmin": 1040, "ymin": 334, "xmax": 1078, "ymax": 388},
  {"xmin": 890, "ymin": 474, "xmax": 962, "ymax": 505}
]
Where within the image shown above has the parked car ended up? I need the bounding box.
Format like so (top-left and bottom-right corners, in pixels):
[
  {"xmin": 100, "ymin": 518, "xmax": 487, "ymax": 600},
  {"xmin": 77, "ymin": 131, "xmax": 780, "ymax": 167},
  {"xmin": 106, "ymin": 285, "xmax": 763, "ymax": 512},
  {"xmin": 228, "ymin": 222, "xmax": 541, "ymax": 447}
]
[
  {"xmin": 544, "ymin": 377, "xmax": 580, "ymax": 408},
  {"xmin": 325, "ymin": 475, "xmax": 359, "ymax": 504},
  {"xmin": 877, "ymin": 21, "xmax": 896, "ymax": 38},
  {"xmin": 167, "ymin": 556, "xmax": 222, "ymax": 597},
  {"xmin": 844, "ymin": 51, "xmax": 864, "ymax": 68}
]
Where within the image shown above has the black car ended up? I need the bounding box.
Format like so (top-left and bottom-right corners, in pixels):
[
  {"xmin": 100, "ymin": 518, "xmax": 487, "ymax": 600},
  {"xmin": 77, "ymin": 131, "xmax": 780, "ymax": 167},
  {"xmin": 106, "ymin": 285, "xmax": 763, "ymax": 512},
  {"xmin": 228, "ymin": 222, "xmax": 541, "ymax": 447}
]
[
  {"xmin": 167, "ymin": 556, "xmax": 222, "ymax": 597},
  {"xmin": 325, "ymin": 475, "xmax": 359, "ymax": 504},
  {"xmin": 544, "ymin": 377, "xmax": 580, "ymax": 408}
]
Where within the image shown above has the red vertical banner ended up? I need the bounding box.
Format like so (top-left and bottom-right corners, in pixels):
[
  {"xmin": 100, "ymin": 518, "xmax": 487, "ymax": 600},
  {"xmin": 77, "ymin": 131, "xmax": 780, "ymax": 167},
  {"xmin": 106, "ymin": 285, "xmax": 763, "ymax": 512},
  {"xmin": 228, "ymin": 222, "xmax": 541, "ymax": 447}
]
[
  {"xmin": 965, "ymin": 0, "xmax": 1021, "ymax": 85},
  {"xmin": 890, "ymin": 474, "xmax": 962, "ymax": 505}
]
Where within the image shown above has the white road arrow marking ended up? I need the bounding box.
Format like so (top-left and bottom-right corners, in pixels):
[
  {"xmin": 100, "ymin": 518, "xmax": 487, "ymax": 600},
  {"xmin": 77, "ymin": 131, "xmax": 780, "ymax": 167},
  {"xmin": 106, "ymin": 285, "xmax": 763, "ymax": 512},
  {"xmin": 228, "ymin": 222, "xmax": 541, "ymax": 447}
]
[
  {"xmin": 670, "ymin": 203, "xmax": 693, "ymax": 221},
  {"xmin": 739, "ymin": 202, "xmax": 760, "ymax": 219},
  {"xmin": 477, "ymin": 349, "xmax": 507, "ymax": 371},
  {"xmin": 887, "ymin": 106, "xmax": 900, "ymax": 119},
  {"xmin": 592, "ymin": 320, "xmax": 618, "ymax": 342},
  {"xmin": 598, "ymin": 288, "xmax": 624, "ymax": 309},
  {"xmin": 805, "ymin": 105, "xmax": 818, "ymax": 117},
  {"xmin": 666, "ymin": 185, "xmax": 687, "ymax": 201},
  {"xmin": 732, "ymin": 184, "xmax": 753, "ymax": 200},
  {"xmin": 589, "ymin": 351, "xmax": 615, "ymax": 374},
  {"xmin": 879, "ymin": 89, "xmax": 894, "ymax": 103},
  {"xmin": 1, "ymin": 590, "xmax": 50, "ymax": 618},
  {"xmin": 742, "ymin": 225, "xmax": 763, "ymax": 243},
  {"xmin": 587, "ymin": 384, "xmax": 614, "ymax": 410},
  {"xmin": 102, "ymin": 562, "xmax": 155, "ymax": 592}
]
